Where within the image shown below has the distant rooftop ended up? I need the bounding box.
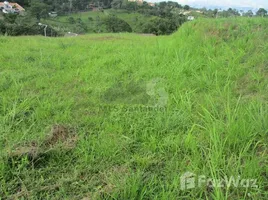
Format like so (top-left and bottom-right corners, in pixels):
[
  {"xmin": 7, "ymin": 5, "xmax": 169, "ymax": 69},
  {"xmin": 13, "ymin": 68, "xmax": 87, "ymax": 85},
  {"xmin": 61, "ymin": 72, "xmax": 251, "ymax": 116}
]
[{"xmin": 0, "ymin": 1, "xmax": 25, "ymax": 12}]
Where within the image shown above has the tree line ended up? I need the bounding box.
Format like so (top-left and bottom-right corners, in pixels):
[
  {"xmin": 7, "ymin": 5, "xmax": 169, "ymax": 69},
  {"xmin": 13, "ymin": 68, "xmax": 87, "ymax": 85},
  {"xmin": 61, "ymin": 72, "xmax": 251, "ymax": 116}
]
[
  {"xmin": 0, "ymin": 0, "xmax": 189, "ymax": 36},
  {"xmin": 0, "ymin": 0, "xmax": 267, "ymax": 36}
]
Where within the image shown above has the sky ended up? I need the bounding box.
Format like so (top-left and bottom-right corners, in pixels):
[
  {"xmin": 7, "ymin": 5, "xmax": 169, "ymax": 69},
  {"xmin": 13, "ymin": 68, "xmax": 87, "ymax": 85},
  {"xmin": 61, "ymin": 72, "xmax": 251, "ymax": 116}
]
[{"xmin": 151, "ymin": 0, "xmax": 268, "ymax": 10}]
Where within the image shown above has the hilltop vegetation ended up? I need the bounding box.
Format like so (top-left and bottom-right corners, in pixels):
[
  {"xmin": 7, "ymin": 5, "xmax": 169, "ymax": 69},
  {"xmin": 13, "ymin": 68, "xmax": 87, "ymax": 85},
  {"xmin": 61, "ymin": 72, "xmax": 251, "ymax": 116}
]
[
  {"xmin": 1, "ymin": 0, "xmax": 267, "ymax": 36},
  {"xmin": 0, "ymin": 0, "xmax": 188, "ymax": 36},
  {"xmin": 0, "ymin": 18, "xmax": 268, "ymax": 199},
  {"xmin": 43, "ymin": 9, "xmax": 159, "ymax": 34}
]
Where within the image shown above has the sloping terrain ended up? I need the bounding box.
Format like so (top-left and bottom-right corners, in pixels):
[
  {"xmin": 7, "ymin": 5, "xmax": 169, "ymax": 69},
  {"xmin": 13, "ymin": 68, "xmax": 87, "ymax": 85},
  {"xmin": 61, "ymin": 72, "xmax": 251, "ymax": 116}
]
[
  {"xmin": 0, "ymin": 18, "xmax": 267, "ymax": 199},
  {"xmin": 43, "ymin": 10, "xmax": 158, "ymax": 33}
]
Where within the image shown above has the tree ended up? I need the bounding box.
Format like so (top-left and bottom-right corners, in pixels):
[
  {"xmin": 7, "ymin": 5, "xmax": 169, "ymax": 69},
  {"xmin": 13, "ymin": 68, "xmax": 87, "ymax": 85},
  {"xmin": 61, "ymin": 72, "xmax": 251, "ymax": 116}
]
[
  {"xmin": 29, "ymin": 0, "xmax": 51, "ymax": 20},
  {"xmin": 142, "ymin": 18, "xmax": 177, "ymax": 35},
  {"xmin": 243, "ymin": 10, "xmax": 253, "ymax": 17},
  {"xmin": 13, "ymin": 0, "xmax": 31, "ymax": 7},
  {"xmin": 68, "ymin": 17, "xmax": 75, "ymax": 24},
  {"xmin": 103, "ymin": 15, "xmax": 132, "ymax": 32},
  {"xmin": 213, "ymin": 9, "xmax": 218, "ymax": 18},
  {"xmin": 72, "ymin": 0, "xmax": 89, "ymax": 11},
  {"xmin": 159, "ymin": 2, "xmax": 167, "ymax": 9},
  {"xmin": 3, "ymin": 13, "xmax": 18, "ymax": 24},
  {"xmin": 124, "ymin": 2, "xmax": 137, "ymax": 11},
  {"xmin": 166, "ymin": 1, "xmax": 181, "ymax": 8},
  {"xmin": 0, "ymin": 20, "xmax": 6, "ymax": 35},
  {"xmin": 256, "ymin": 8, "xmax": 267, "ymax": 17},
  {"xmin": 111, "ymin": 0, "xmax": 123, "ymax": 9},
  {"xmin": 183, "ymin": 5, "xmax": 190, "ymax": 10},
  {"xmin": 225, "ymin": 8, "xmax": 240, "ymax": 17},
  {"xmin": 0, "ymin": 13, "xmax": 62, "ymax": 36},
  {"xmin": 141, "ymin": 1, "xmax": 150, "ymax": 9}
]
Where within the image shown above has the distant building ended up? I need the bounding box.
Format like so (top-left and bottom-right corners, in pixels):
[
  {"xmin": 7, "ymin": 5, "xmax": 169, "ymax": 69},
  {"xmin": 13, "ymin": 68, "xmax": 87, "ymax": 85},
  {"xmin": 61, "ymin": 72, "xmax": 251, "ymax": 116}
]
[
  {"xmin": 182, "ymin": 11, "xmax": 192, "ymax": 15},
  {"xmin": 128, "ymin": 0, "xmax": 155, "ymax": 6},
  {"xmin": 49, "ymin": 12, "xmax": 58, "ymax": 17},
  {"xmin": 65, "ymin": 32, "xmax": 78, "ymax": 37},
  {"xmin": 148, "ymin": 2, "xmax": 155, "ymax": 7},
  {"xmin": 87, "ymin": 3, "xmax": 103, "ymax": 11},
  {"xmin": 128, "ymin": 0, "xmax": 144, "ymax": 5},
  {"xmin": 0, "ymin": 1, "xmax": 25, "ymax": 14},
  {"xmin": 195, "ymin": 10, "xmax": 204, "ymax": 14},
  {"xmin": 187, "ymin": 16, "xmax": 195, "ymax": 21}
]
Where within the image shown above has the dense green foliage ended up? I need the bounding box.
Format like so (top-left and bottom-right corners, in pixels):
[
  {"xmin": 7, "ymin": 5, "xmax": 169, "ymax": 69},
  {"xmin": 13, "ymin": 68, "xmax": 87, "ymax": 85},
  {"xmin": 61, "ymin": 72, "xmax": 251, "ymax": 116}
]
[
  {"xmin": 0, "ymin": 18, "xmax": 268, "ymax": 199},
  {"xmin": 103, "ymin": 15, "xmax": 132, "ymax": 32},
  {"xmin": 256, "ymin": 8, "xmax": 268, "ymax": 17},
  {"xmin": 141, "ymin": 18, "xmax": 177, "ymax": 35},
  {"xmin": 28, "ymin": 0, "xmax": 52, "ymax": 20},
  {"xmin": 2, "ymin": 1, "xmax": 267, "ymax": 36},
  {"xmin": 0, "ymin": 13, "xmax": 62, "ymax": 36},
  {"xmin": 0, "ymin": 0, "xmax": 191, "ymax": 36}
]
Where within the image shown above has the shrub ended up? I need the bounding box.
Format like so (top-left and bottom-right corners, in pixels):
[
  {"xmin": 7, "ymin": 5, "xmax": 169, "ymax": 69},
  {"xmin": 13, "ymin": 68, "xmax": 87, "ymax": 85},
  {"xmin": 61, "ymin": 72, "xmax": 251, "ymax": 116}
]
[
  {"xmin": 103, "ymin": 15, "xmax": 132, "ymax": 33},
  {"xmin": 68, "ymin": 17, "xmax": 75, "ymax": 24},
  {"xmin": 3, "ymin": 13, "xmax": 18, "ymax": 24},
  {"xmin": 76, "ymin": 18, "xmax": 82, "ymax": 24},
  {"xmin": 142, "ymin": 18, "xmax": 177, "ymax": 35}
]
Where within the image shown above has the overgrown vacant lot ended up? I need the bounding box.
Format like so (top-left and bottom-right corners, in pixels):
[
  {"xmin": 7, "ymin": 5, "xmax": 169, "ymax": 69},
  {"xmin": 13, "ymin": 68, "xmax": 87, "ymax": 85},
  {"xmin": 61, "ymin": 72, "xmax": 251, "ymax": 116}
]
[{"xmin": 0, "ymin": 18, "xmax": 268, "ymax": 199}]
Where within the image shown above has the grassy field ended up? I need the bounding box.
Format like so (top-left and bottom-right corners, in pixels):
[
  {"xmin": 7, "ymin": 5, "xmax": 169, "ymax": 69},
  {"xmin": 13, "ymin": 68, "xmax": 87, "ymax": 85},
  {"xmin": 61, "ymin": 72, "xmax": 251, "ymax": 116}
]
[
  {"xmin": 43, "ymin": 10, "xmax": 157, "ymax": 34},
  {"xmin": 0, "ymin": 18, "xmax": 268, "ymax": 199}
]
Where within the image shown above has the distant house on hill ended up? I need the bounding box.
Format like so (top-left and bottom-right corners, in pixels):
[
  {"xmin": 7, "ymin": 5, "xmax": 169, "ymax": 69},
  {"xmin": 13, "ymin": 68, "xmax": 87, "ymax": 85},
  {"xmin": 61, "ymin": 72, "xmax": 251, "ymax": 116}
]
[
  {"xmin": 87, "ymin": 3, "xmax": 103, "ymax": 11},
  {"xmin": 148, "ymin": 2, "xmax": 155, "ymax": 7},
  {"xmin": 187, "ymin": 16, "xmax": 195, "ymax": 21},
  {"xmin": 181, "ymin": 11, "xmax": 192, "ymax": 15},
  {"xmin": 195, "ymin": 10, "xmax": 204, "ymax": 14},
  {"xmin": 65, "ymin": 32, "xmax": 78, "ymax": 37},
  {"xmin": 128, "ymin": 0, "xmax": 155, "ymax": 6},
  {"xmin": 128, "ymin": 0, "xmax": 144, "ymax": 5},
  {"xmin": 49, "ymin": 12, "xmax": 58, "ymax": 17},
  {"xmin": 0, "ymin": 1, "xmax": 25, "ymax": 14}
]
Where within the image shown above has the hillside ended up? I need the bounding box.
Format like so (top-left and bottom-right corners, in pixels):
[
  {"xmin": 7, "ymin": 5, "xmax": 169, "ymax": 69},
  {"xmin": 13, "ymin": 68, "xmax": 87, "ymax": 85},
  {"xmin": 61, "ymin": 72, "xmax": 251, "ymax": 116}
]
[
  {"xmin": 0, "ymin": 18, "xmax": 268, "ymax": 199},
  {"xmin": 42, "ymin": 10, "xmax": 159, "ymax": 34}
]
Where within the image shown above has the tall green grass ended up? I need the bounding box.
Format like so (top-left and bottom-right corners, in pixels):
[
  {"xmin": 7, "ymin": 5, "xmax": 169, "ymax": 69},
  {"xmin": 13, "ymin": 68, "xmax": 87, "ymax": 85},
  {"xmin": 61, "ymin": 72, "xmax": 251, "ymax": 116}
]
[{"xmin": 0, "ymin": 18, "xmax": 267, "ymax": 199}]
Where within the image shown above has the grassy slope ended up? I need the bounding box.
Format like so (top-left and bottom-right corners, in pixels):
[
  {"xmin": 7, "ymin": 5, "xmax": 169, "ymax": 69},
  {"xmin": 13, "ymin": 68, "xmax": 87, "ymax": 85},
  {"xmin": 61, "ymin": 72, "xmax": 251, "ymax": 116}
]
[
  {"xmin": 0, "ymin": 18, "xmax": 268, "ymax": 199},
  {"xmin": 43, "ymin": 9, "xmax": 156, "ymax": 33}
]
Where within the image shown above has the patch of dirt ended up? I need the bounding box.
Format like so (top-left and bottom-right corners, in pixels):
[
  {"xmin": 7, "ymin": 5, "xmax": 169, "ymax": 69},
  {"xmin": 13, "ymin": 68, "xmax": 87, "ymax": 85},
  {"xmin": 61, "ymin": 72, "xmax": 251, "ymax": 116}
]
[
  {"xmin": 236, "ymin": 75, "xmax": 257, "ymax": 95},
  {"xmin": 256, "ymin": 144, "xmax": 268, "ymax": 167},
  {"xmin": 8, "ymin": 124, "xmax": 78, "ymax": 160},
  {"xmin": 85, "ymin": 36, "xmax": 125, "ymax": 41},
  {"xmin": 10, "ymin": 141, "xmax": 39, "ymax": 159},
  {"xmin": 206, "ymin": 23, "xmax": 241, "ymax": 41},
  {"xmin": 7, "ymin": 184, "xmax": 60, "ymax": 200},
  {"xmin": 138, "ymin": 34, "xmax": 156, "ymax": 37},
  {"xmin": 235, "ymin": 73, "xmax": 262, "ymax": 100},
  {"xmin": 44, "ymin": 124, "xmax": 74, "ymax": 146},
  {"xmin": 97, "ymin": 165, "xmax": 130, "ymax": 197},
  {"xmin": 235, "ymin": 71, "xmax": 267, "ymax": 101}
]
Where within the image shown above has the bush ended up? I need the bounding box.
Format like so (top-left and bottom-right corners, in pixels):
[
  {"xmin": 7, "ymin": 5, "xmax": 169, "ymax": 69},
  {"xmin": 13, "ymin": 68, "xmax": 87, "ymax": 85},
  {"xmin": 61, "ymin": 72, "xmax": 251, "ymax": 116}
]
[
  {"xmin": 73, "ymin": 23, "xmax": 88, "ymax": 34},
  {"xmin": 0, "ymin": 18, "xmax": 62, "ymax": 37},
  {"xmin": 0, "ymin": 20, "xmax": 5, "ymax": 35},
  {"xmin": 103, "ymin": 15, "xmax": 132, "ymax": 33},
  {"xmin": 68, "ymin": 17, "xmax": 75, "ymax": 24},
  {"xmin": 141, "ymin": 18, "xmax": 178, "ymax": 35},
  {"xmin": 76, "ymin": 18, "xmax": 82, "ymax": 24},
  {"xmin": 1, "ymin": 23, "xmax": 39, "ymax": 36},
  {"xmin": 3, "ymin": 13, "xmax": 18, "ymax": 24}
]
